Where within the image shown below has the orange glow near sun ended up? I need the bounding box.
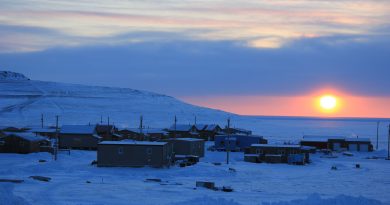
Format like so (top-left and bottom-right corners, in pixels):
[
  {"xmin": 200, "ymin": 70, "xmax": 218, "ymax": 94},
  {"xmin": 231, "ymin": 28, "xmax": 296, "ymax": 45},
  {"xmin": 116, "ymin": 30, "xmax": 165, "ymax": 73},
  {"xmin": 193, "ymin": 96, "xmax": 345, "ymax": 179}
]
[{"xmin": 315, "ymin": 92, "xmax": 343, "ymax": 115}]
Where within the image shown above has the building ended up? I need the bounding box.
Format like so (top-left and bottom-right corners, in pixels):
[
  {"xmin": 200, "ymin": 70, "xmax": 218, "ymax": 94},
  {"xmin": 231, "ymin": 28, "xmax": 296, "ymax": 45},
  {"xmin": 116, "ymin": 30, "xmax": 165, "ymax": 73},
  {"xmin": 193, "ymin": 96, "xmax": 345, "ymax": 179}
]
[
  {"xmin": 95, "ymin": 124, "xmax": 116, "ymax": 141},
  {"xmin": 59, "ymin": 125, "xmax": 101, "ymax": 150},
  {"xmin": 215, "ymin": 134, "xmax": 267, "ymax": 151},
  {"xmin": 198, "ymin": 124, "xmax": 222, "ymax": 141},
  {"xmin": 162, "ymin": 138, "xmax": 205, "ymax": 157},
  {"xmin": 300, "ymin": 135, "xmax": 373, "ymax": 152},
  {"xmin": 345, "ymin": 138, "xmax": 373, "ymax": 152},
  {"xmin": 30, "ymin": 127, "xmax": 57, "ymax": 138},
  {"xmin": 0, "ymin": 133, "xmax": 49, "ymax": 154},
  {"xmin": 245, "ymin": 144, "xmax": 310, "ymax": 164},
  {"xmin": 167, "ymin": 124, "xmax": 198, "ymax": 138},
  {"xmin": 117, "ymin": 128, "xmax": 167, "ymax": 141},
  {"xmin": 97, "ymin": 141, "xmax": 173, "ymax": 168}
]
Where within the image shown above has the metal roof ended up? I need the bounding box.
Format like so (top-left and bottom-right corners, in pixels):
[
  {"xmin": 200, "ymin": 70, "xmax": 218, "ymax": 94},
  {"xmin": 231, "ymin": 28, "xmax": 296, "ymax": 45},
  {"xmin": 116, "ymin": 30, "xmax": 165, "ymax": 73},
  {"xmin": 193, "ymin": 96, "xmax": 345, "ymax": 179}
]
[
  {"xmin": 60, "ymin": 125, "xmax": 96, "ymax": 134},
  {"xmin": 345, "ymin": 138, "xmax": 371, "ymax": 142},
  {"xmin": 6, "ymin": 133, "xmax": 48, "ymax": 142}
]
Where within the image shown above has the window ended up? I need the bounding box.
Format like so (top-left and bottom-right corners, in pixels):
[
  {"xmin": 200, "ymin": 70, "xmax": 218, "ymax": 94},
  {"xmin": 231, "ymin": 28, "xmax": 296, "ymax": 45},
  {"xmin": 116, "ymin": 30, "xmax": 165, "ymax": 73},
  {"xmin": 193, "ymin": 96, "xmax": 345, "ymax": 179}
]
[{"xmin": 118, "ymin": 147, "xmax": 124, "ymax": 155}]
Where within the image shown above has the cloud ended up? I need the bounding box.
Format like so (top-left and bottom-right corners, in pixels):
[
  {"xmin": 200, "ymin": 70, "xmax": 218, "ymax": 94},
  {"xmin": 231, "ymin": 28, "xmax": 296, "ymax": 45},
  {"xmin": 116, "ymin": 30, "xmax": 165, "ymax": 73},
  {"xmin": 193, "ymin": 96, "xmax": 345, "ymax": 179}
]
[
  {"xmin": 0, "ymin": 0, "xmax": 389, "ymax": 52},
  {"xmin": 1, "ymin": 33, "xmax": 389, "ymax": 97}
]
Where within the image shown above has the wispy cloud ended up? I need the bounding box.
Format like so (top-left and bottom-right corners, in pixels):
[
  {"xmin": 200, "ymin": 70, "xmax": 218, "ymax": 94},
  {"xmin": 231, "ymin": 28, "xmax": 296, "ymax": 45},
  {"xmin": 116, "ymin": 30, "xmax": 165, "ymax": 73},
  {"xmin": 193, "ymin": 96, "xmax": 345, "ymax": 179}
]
[{"xmin": 0, "ymin": 0, "xmax": 389, "ymax": 52}]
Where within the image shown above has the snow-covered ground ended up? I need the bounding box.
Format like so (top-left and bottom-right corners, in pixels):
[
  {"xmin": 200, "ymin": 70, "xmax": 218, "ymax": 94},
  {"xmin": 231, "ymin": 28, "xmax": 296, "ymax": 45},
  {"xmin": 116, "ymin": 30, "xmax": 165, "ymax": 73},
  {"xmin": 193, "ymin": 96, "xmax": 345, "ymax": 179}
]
[
  {"xmin": 0, "ymin": 143, "xmax": 389, "ymax": 205},
  {"xmin": 1, "ymin": 71, "xmax": 390, "ymax": 204}
]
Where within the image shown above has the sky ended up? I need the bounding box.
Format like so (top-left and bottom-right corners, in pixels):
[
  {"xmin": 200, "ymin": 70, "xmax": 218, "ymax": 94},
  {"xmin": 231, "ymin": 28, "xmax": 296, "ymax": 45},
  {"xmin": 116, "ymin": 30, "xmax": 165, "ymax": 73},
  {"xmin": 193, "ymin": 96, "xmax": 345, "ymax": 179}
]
[{"xmin": 0, "ymin": 0, "xmax": 390, "ymax": 118}]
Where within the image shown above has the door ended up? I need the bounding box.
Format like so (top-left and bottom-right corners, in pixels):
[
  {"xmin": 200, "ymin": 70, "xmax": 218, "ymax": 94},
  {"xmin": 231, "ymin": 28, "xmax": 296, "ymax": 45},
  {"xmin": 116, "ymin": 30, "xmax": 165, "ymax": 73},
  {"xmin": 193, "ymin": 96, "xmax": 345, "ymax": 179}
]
[
  {"xmin": 348, "ymin": 144, "xmax": 358, "ymax": 151},
  {"xmin": 359, "ymin": 144, "xmax": 369, "ymax": 152}
]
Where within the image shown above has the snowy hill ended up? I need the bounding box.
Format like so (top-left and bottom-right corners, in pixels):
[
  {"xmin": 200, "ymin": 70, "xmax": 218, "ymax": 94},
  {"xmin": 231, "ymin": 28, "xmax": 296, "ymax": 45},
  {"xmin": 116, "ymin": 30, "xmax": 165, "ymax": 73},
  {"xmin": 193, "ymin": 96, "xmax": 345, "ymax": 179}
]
[
  {"xmin": 0, "ymin": 71, "xmax": 30, "ymax": 81},
  {"xmin": 0, "ymin": 71, "xmax": 232, "ymax": 127}
]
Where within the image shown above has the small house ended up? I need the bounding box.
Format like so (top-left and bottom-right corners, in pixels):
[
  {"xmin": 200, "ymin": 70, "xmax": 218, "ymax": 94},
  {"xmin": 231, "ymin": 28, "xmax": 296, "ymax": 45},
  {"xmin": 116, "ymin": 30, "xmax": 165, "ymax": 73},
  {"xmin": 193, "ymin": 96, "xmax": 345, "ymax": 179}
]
[
  {"xmin": 95, "ymin": 124, "xmax": 116, "ymax": 141},
  {"xmin": 300, "ymin": 135, "xmax": 346, "ymax": 151},
  {"xmin": 300, "ymin": 135, "xmax": 373, "ymax": 152},
  {"xmin": 162, "ymin": 138, "xmax": 205, "ymax": 157},
  {"xmin": 245, "ymin": 144, "xmax": 310, "ymax": 164},
  {"xmin": 215, "ymin": 134, "xmax": 268, "ymax": 151},
  {"xmin": 345, "ymin": 138, "xmax": 373, "ymax": 152},
  {"xmin": 59, "ymin": 125, "xmax": 101, "ymax": 150},
  {"xmin": 97, "ymin": 141, "xmax": 173, "ymax": 168},
  {"xmin": 117, "ymin": 128, "xmax": 167, "ymax": 141},
  {"xmin": 0, "ymin": 133, "xmax": 49, "ymax": 154},
  {"xmin": 167, "ymin": 124, "xmax": 198, "ymax": 138},
  {"xmin": 199, "ymin": 124, "xmax": 222, "ymax": 141}
]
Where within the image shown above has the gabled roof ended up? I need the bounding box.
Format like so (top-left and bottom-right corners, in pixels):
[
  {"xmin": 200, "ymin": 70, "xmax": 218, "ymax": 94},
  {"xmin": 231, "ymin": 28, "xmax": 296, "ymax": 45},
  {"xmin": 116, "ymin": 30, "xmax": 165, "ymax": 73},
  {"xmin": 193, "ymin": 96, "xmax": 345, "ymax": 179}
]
[
  {"xmin": 95, "ymin": 124, "xmax": 114, "ymax": 133},
  {"xmin": 205, "ymin": 124, "xmax": 220, "ymax": 131},
  {"xmin": 60, "ymin": 125, "xmax": 96, "ymax": 134},
  {"xmin": 194, "ymin": 124, "xmax": 207, "ymax": 131}
]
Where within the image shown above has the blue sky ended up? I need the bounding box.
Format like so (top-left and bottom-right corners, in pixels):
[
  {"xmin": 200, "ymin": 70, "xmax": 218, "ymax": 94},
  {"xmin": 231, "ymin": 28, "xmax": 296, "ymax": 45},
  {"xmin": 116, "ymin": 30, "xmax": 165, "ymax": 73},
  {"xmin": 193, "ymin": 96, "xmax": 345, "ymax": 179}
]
[{"xmin": 1, "ymin": 0, "xmax": 390, "ymax": 116}]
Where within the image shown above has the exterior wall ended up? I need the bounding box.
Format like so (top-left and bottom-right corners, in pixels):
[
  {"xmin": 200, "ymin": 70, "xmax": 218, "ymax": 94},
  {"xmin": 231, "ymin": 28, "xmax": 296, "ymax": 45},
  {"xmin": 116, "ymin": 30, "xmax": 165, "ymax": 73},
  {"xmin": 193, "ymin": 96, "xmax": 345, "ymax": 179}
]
[
  {"xmin": 97, "ymin": 144, "xmax": 172, "ymax": 167},
  {"xmin": 3, "ymin": 136, "xmax": 40, "ymax": 154},
  {"xmin": 246, "ymin": 146, "xmax": 309, "ymax": 164},
  {"xmin": 300, "ymin": 141, "xmax": 328, "ymax": 150},
  {"xmin": 59, "ymin": 134, "xmax": 100, "ymax": 149},
  {"xmin": 215, "ymin": 135, "xmax": 267, "ymax": 151},
  {"xmin": 346, "ymin": 142, "xmax": 373, "ymax": 152},
  {"xmin": 174, "ymin": 140, "xmax": 205, "ymax": 157}
]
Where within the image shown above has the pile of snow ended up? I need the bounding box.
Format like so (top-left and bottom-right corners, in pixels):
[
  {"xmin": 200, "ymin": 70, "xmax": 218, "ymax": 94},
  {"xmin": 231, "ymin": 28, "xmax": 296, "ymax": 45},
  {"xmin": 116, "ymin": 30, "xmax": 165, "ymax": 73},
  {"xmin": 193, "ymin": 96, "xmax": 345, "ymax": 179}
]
[
  {"xmin": 261, "ymin": 194, "xmax": 387, "ymax": 205},
  {"xmin": 170, "ymin": 194, "xmax": 388, "ymax": 205},
  {"xmin": 0, "ymin": 71, "xmax": 30, "ymax": 81},
  {"xmin": 0, "ymin": 184, "xmax": 31, "ymax": 205}
]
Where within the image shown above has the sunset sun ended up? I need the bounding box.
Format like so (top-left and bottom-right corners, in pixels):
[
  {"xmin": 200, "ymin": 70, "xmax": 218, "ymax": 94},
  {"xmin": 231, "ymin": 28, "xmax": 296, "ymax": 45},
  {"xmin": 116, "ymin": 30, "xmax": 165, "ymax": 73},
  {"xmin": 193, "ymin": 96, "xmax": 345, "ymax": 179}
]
[{"xmin": 320, "ymin": 95, "xmax": 337, "ymax": 110}]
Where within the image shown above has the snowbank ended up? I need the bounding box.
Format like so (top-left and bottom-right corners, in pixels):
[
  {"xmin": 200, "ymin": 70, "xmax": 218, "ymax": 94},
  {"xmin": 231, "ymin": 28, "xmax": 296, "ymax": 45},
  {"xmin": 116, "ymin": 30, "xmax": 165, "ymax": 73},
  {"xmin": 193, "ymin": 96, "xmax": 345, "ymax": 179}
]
[
  {"xmin": 262, "ymin": 194, "xmax": 387, "ymax": 205},
  {"xmin": 0, "ymin": 184, "xmax": 31, "ymax": 205},
  {"xmin": 171, "ymin": 194, "xmax": 388, "ymax": 205}
]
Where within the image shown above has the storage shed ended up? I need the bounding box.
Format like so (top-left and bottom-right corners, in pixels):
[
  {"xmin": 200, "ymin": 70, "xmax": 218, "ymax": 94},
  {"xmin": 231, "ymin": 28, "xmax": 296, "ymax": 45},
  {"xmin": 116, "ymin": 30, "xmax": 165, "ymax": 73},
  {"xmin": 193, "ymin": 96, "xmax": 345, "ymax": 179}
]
[
  {"xmin": 300, "ymin": 135, "xmax": 346, "ymax": 151},
  {"xmin": 0, "ymin": 133, "xmax": 48, "ymax": 154},
  {"xmin": 59, "ymin": 125, "xmax": 101, "ymax": 150},
  {"xmin": 97, "ymin": 141, "xmax": 173, "ymax": 168},
  {"xmin": 345, "ymin": 138, "xmax": 373, "ymax": 152},
  {"xmin": 300, "ymin": 135, "xmax": 373, "ymax": 152},
  {"xmin": 163, "ymin": 138, "xmax": 205, "ymax": 157}
]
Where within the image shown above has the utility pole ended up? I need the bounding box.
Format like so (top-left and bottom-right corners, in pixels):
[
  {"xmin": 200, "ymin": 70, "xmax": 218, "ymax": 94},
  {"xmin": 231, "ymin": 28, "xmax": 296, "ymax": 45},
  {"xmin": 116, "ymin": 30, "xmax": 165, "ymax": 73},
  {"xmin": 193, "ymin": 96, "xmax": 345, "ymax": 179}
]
[
  {"xmin": 107, "ymin": 116, "xmax": 110, "ymax": 126},
  {"xmin": 226, "ymin": 117, "xmax": 231, "ymax": 165},
  {"xmin": 174, "ymin": 115, "xmax": 177, "ymax": 139},
  {"xmin": 100, "ymin": 115, "xmax": 103, "ymax": 124},
  {"xmin": 376, "ymin": 121, "xmax": 380, "ymax": 150},
  {"xmin": 194, "ymin": 115, "xmax": 197, "ymax": 125},
  {"xmin": 139, "ymin": 115, "xmax": 144, "ymax": 140},
  {"xmin": 54, "ymin": 115, "xmax": 59, "ymax": 161},
  {"xmin": 41, "ymin": 114, "xmax": 44, "ymax": 128}
]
